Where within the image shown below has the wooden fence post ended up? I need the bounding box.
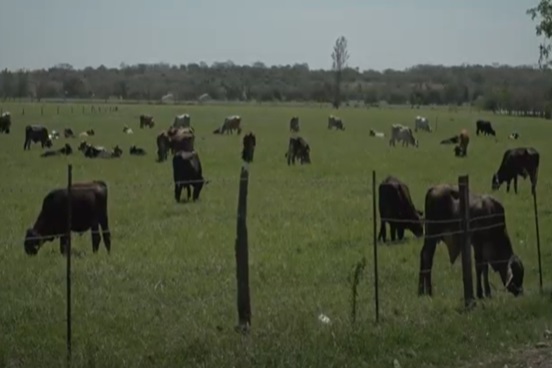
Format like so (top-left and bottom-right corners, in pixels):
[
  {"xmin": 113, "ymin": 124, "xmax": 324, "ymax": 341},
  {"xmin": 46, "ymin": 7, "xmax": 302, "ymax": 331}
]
[
  {"xmin": 458, "ymin": 175, "xmax": 475, "ymax": 309},
  {"xmin": 235, "ymin": 162, "xmax": 251, "ymax": 333},
  {"xmin": 66, "ymin": 165, "xmax": 73, "ymax": 364},
  {"xmin": 533, "ymin": 191, "xmax": 543, "ymax": 293},
  {"xmin": 372, "ymin": 170, "xmax": 380, "ymax": 323}
]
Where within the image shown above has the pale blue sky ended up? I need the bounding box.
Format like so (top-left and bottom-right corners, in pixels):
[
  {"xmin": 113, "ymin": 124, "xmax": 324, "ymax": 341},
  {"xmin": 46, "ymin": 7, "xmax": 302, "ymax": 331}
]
[{"xmin": 0, "ymin": 0, "xmax": 544, "ymax": 71}]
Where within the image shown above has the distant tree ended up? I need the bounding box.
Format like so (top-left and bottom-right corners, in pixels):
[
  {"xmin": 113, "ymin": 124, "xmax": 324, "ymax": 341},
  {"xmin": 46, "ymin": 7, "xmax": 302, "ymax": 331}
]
[
  {"xmin": 527, "ymin": 0, "xmax": 552, "ymax": 66},
  {"xmin": 331, "ymin": 36, "xmax": 350, "ymax": 109},
  {"xmin": 16, "ymin": 71, "xmax": 29, "ymax": 98}
]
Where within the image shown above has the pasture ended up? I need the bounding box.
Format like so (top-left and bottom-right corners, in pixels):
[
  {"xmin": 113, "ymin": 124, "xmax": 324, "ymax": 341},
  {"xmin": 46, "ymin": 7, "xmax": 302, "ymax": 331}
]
[{"xmin": 0, "ymin": 102, "xmax": 552, "ymax": 367}]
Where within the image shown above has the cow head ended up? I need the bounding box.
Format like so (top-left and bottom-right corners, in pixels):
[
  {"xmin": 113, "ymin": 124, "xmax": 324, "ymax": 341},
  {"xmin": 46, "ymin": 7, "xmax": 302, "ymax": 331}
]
[
  {"xmin": 491, "ymin": 173, "xmax": 501, "ymax": 191},
  {"xmin": 409, "ymin": 210, "xmax": 424, "ymax": 237},
  {"xmin": 504, "ymin": 254, "xmax": 524, "ymax": 296},
  {"xmin": 24, "ymin": 228, "xmax": 47, "ymax": 255}
]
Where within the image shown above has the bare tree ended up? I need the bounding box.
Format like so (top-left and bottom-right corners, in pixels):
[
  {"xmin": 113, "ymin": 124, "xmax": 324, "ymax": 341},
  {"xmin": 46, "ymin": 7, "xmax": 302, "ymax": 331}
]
[{"xmin": 331, "ymin": 36, "xmax": 350, "ymax": 109}]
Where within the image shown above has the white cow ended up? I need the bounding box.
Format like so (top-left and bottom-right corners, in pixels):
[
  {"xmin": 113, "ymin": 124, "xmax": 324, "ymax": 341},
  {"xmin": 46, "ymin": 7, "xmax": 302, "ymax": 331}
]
[
  {"xmin": 123, "ymin": 126, "xmax": 134, "ymax": 134},
  {"xmin": 369, "ymin": 129, "xmax": 385, "ymax": 138},
  {"xmin": 389, "ymin": 124, "xmax": 418, "ymax": 147},
  {"xmin": 414, "ymin": 116, "xmax": 432, "ymax": 132},
  {"xmin": 173, "ymin": 113, "xmax": 191, "ymax": 128}
]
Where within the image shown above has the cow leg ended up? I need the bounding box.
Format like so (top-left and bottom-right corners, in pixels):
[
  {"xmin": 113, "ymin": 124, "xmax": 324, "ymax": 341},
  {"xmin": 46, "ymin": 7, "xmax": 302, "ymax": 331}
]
[
  {"xmin": 397, "ymin": 226, "xmax": 405, "ymax": 241},
  {"xmin": 91, "ymin": 223, "xmax": 101, "ymax": 253},
  {"xmin": 473, "ymin": 244, "xmax": 485, "ymax": 299},
  {"xmin": 174, "ymin": 183, "xmax": 182, "ymax": 202},
  {"xmin": 506, "ymin": 179, "xmax": 511, "ymax": 192},
  {"xmin": 513, "ymin": 176, "xmax": 518, "ymax": 194},
  {"xmin": 377, "ymin": 221, "xmax": 387, "ymax": 243},
  {"xmin": 186, "ymin": 185, "xmax": 191, "ymax": 201},
  {"xmin": 390, "ymin": 223, "xmax": 397, "ymax": 242},
  {"xmin": 60, "ymin": 235, "xmax": 68, "ymax": 256},
  {"xmin": 99, "ymin": 213, "xmax": 111, "ymax": 253},
  {"xmin": 418, "ymin": 238, "xmax": 438, "ymax": 296}
]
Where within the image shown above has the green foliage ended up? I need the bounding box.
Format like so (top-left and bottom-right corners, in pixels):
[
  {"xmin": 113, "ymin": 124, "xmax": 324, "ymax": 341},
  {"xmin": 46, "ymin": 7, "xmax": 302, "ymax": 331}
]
[
  {"xmin": 528, "ymin": 0, "xmax": 552, "ymax": 66},
  {"xmin": 0, "ymin": 103, "xmax": 551, "ymax": 367}
]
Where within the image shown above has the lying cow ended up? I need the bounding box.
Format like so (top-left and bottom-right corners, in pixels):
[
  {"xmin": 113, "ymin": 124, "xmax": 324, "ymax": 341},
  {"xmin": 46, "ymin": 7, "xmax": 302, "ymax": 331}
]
[
  {"xmin": 289, "ymin": 116, "xmax": 300, "ymax": 132},
  {"xmin": 24, "ymin": 125, "xmax": 52, "ymax": 150},
  {"xmin": 242, "ymin": 132, "xmax": 256, "ymax": 163},
  {"xmin": 79, "ymin": 129, "xmax": 95, "ymax": 137},
  {"xmin": 79, "ymin": 142, "xmax": 122, "ymax": 159},
  {"xmin": 454, "ymin": 129, "xmax": 469, "ymax": 157},
  {"xmin": 476, "ymin": 119, "xmax": 496, "ymax": 136},
  {"xmin": 440, "ymin": 135, "xmax": 460, "ymax": 145},
  {"xmin": 369, "ymin": 129, "xmax": 385, "ymax": 138},
  {"xmin": 377, "ymin": 176, "xmax": 423, "ymax": 243},
  {"xmin": 64, "ymin": 128, "xmax": 75, "ymax": 138},
  {"xmin": 328, "ymin": 115, "xmax": 345, "ymax": 130},
  {"xmin": 173, "ymin": 113, "xmax": 191, "ymax": 128},
  {"xmin": 172, "ymin": 151, "xmax": 205, "ymax": 202},
  {"xmin": 0, "ymin": 112, "xmax": 11, "ymax": 134},
  {"xmin": 139, "ymin": 114, "xmax": 155, "ymax": 129},
  {"xmin": 414, "ymin": 116, "xmax": 432, "ymax": 132},
  {"xmin": 123, "ymin": 126, "xmax": 133, "ymax": 134},
  {"xmin": 389, "ymin": 124, "xmax": 418, "ymax": 147},
  {"xmin": 418, "ymin": 184, "xmax": 524, "ymax": 298},
  {"xmin": 509, "ymin": 132, "xmax": 520, "ymax": 140},
  {"xmin": 23, "ymin": 180, "xmax": 111, "ymax": 255},
  {"xmin": 492, "ymin": 147, "xmax": 540, "ymax": 195},
  {"xmin": 41, "ymin": 144, "xmax": 73, "ymax": 157},
  {"xmin": 213, "ymin": 115, "xmax": 242, "ymax": 135},
  {"xmin": 285, "ymin": 136, "xmax": 311, "ymax": 165},
  {"xmin": 129, "ymin": 145, "xmax": 146, "ymax": 156}
]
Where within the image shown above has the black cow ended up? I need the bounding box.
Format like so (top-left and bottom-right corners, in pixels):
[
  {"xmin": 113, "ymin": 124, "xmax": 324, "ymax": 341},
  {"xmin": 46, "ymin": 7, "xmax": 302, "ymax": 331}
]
[
  {"xmin": 129, "ymin": 145, "xmax": 146, "ymax": 156},
  {"xmin": 24, "ymin": 125, "xmax": 52, "ymax": 150},
  {"xmin": 289, "ymin": 116, "xmax": 300, "ymax": 132},
  {"xmin": 24, "ymin": 181, "xmax": 111, "ymax": 255},
  {"xmin": 172, "ymin": 151, "xmax": 205, "ymax": 202},
  {"xmin": 378, "ymin": 176, "xmax": 423, "ymax": 243},
  {"xmin": 40, "ymin": 144, "xmax": 73, "ymax": 157},
  {"xmin": 242, "ymin": 132, "xmax": 256, "ymax": 163},
  {"xmin": 492, "ymin": 147, "xmax": 540, "ymax": 195},
  {"xmin": 0, "ymin": 112, "xmax": 11, "ymax": 134},
  {"xmin": 476, "ymin": 120, "xmax": 496, "ymax": 136},
  {"xmin": 418, "ymin": 184, "xmax": 524, "ymax": 299},
  {"xmin": 285, "ymin": 136, "xmax": 311, "ymax": 165},
  {"xmin": 64, "ymin": 128, "xmax": 75, "ymax": 138}
]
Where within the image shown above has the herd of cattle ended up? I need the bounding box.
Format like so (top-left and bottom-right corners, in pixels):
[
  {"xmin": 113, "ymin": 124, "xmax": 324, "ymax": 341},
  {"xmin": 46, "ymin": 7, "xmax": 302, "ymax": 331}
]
[{"xmin": 0, "ymin": 108, "xmax": 542, "ymax": 300}]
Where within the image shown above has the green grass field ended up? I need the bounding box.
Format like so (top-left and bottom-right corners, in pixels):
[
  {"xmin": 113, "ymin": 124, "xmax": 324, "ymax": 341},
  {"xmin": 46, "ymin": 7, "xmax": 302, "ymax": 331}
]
[{"xmin": 0, "ymin": 102, "xmax": 551, "ymax": 368}]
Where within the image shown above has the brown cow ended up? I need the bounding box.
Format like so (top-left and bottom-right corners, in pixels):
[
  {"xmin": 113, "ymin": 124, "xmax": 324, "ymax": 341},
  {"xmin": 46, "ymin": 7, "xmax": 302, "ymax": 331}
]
[
  {"xmin": 454, "ymin": 129, "xmax": 469, "ymax": 157},
  {"xmin": 285, "ymin": 136, "xmax": 311, "ymax": 165},
  {"xmin": 492, "ymin": 147, "xmax": 540, "ymax": 195},
  {"xmin": 378, "ymin": 176, "xmax": 423, "ymax": 243},
  {"xmin": 418, "ymin": 184, "xmax": 524, "ymax": 299},
  {"xmin": 140, "ymin": 114, "xmax": 155, "ymax": 128},
  {"xmin": 24, "ymin": 181, "xmax": 111, "ymax": 255}
]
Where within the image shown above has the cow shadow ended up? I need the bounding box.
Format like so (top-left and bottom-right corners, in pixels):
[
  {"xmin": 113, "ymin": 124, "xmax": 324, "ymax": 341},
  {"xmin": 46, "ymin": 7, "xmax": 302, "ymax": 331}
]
[{"xmin": 378, "ymin": 238, "xmax": 410, "ymax": 246}]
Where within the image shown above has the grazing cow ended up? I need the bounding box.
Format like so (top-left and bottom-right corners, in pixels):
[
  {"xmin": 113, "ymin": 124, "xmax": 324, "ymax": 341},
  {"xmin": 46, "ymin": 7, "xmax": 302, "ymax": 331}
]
[
  {"xmin": 289, "ymin": 116, "xmax": 300, "ymax": 132},
  {"xmin": 172, "ymin": 151, "xmax": 205, "ymax": 202},
  {"xmin": 377, "ymin": 176, "xmax": 423, "ymax": 243},
  {"xmin": 454, "ymin": 129, "xmax": 470, "ymax": 157},
  {"xmin": 414, "ymin": 116, "xmax": 432, "ymax": 132},
  {"xmin": 40, "ymin": 144, "xmax": 73, "ymax": 157},
  {"xmin": 440, "ymin": 135, "xmax": 460, "ymax": 145},
  {"xmin": 173, "ymin": 113, "xmax": 191, "ymax": 128},
  {"xmin": 476, "ymin": 119, "xmax": 496, "ymax": 136},
  {"xmin": 369, "ymin": 129, "xmax": 385, "ymax": 138},
  {"xmin": 123, "ymin": 126, "xmax": 133, "ymax": 134},
  {"xmin": 328, "ymin": 115, "xmax": 345, "ymax": 130},
  {"xmin": 242, "ymin": 132, "xmax": 256, "ymax": 163},
  {"xmin": 418, "ymin": 184, "xmax": 524, "ymax": 298},
  {"xmin": 285, "ymin": 136, "xmax": 311, "ymax": 165},
  {"xmin": 213, "ymin": 115, "xmax": 242, "ymax": 135},
  {"xmin": 492, "ymin": 147, "xmax": 540, "ymax": 195},
  {"xmin": 129, "ymin": 145, "xmax": 146, "ymax": 156},
  {"xmin": 64, "ymin": 128, "xmax": 75, "ymax": 138},
  {"xmin": 509, "ymin": 132, "xmax": 520, "ymax": 140},
  {"xmin": 0, "ymin": 112, "xmax": 11, "ymax": 134},
  {"xmin": 139, "ymin": 114, "xmax": 155, "ymax": 129},
  {"xmin": 389, "ymin": 124, "xmax": 418, "ymax": 147},
  {"xmin": 24, "ymin": 125, "xmax": 52, "ymax": 150},
  {"xmin": 23, "ymin": 180, "xmax": 111, "ymax": 255},
  {"xmin": 79, "ymin": 129, "xmax": 95, "ymax": 138}
]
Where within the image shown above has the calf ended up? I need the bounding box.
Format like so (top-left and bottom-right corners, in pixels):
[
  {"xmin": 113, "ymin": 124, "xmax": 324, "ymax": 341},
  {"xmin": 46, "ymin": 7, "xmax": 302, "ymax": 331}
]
[
  {"xmin": 24, "ymin": 181, "xmax": 111, "ymax": 255},
  {"xmin": 285, "ymin": 136, "xmax": 311, "ymax": 165},
  {"xmin": 377, "ymin": 176, "xmax": 423, "ymax": 243},
  {"xmin": 40, "ymin": 144, "xmax": 73, "ymax": 157},
  {"xmin": 492, "ymin": 147, "xmax": 540, "ymax": 195},
  {"xmin": 418, "ymin": 184, "xmax": 524, "ymax": 298},
  {"xmin": 172, "ymin": 151, "xmax": 205, "ymax": 202},
  {"xmin": 129, "ymin": 145, "xmax": 146, "ymax": 156},
  {"xmin": 389, "ymin": 124, "xmax": 418, "ymax": 147},
  {"xmin": 0, "ymin": 112, "xmax": 11, "ymax": 134},
  {"xmin": 24, "ymin": 125, "xmax": 52, "ymax": 150},
  {"xmin": 476, "ymin": 119, "xmax": 496, "ymax": 136},
  {"xmin": 242, "ymin": 132, "xmax": 256, "ymax": 163},
  {"xmin": 509, "ymin": 132, "xmax": 520, "ymax": 140}
]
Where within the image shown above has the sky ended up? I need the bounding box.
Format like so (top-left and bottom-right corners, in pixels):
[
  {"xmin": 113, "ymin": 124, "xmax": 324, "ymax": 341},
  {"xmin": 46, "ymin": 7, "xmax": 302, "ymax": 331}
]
[{"xmin": 0, "ymin": 0, "xmax": 545, "ymax": 71}]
